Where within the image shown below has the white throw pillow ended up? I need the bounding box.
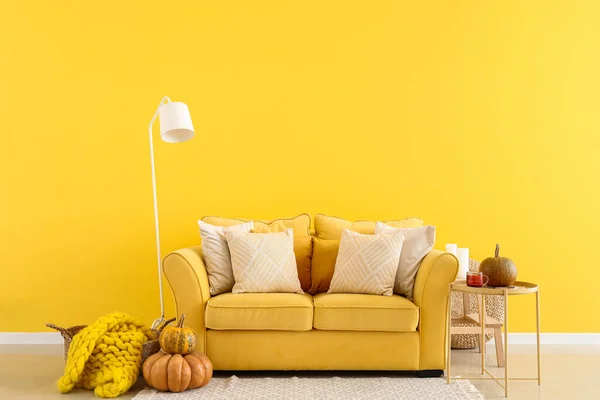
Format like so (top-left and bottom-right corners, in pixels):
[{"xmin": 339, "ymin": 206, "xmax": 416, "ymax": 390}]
[
  {"xmin": 225, "ymin": 228, "xmax": 303, "ymax": 294},
  {"xmin": 198, "ymin": 220, "xmax": 254, "ymax": 295},
  {"xmin": 328, "ymin": 229, "xmax": 405, "ymax": 296},
  {"xmin": 375, "ymin": 222, "xmax": 436, "ymax": 300}
]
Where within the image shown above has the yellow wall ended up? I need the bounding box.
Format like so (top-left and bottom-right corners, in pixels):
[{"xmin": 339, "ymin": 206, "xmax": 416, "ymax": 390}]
[{"xmin": 1, "ymin": 1, "xmax": 599, "ymax": 333}]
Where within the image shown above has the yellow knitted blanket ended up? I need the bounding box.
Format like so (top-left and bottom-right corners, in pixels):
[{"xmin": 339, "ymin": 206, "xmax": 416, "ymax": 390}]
[{"xmin": 57, "ymin": 312, "xmax": 155, "ymax": 398}]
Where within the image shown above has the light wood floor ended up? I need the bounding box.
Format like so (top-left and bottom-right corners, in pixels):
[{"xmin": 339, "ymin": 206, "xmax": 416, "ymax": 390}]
[{"xmin": 0, "ymin": 344, "xmax": 598, "ymax": 399}]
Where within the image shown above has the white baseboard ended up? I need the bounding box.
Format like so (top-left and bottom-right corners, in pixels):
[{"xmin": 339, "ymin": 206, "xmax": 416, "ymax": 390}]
[
  {"xmin": 488, "ymin": 333, "xmax": 600, "ymax": 345},
  {"xmin": 1, "ymin": 332, "xmax": 599, "ymax": 345},
  {"xmin": 0, "ymin": 332, "xmax": 63, "ymax": 345}
]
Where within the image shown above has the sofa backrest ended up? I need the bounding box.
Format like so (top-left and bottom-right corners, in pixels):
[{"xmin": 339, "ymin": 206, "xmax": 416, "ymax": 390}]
[
  {"xmin": 200, "ymin": 213, "xmax": 423, "ymax": 295},
  {"xmin": 314, "ymin": 214, "xmax": 423, "ymax": 240}
]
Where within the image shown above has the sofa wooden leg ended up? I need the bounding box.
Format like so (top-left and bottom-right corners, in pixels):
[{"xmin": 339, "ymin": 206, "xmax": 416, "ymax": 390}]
[{"xmin": 417, "ymin": 370, "xmax": 444, "ymax": 378}]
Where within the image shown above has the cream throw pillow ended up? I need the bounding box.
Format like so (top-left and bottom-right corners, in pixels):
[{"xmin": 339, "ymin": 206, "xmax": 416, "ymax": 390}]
[
  {"xmin": 328, "ymin": 229, "xmax": 405, "ymax": 296},
  {"xmin": 225, "ymin": 228, "xmax": 303, "ymax": 294},
  {"xmin": 375, "ymin": 222, "xmax": 436, "ymax": 300},
  {"xmin": 198, "ymin": 220, "xmax": 254, "ymax": 296}
]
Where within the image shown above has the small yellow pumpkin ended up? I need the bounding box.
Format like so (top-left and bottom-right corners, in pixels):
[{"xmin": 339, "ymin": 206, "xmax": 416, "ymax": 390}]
[
  {"xmin": 159, "ymin": 314, "xmax": 196, "ymax": 355},
  {"xmin": 142, "ymin": 350, "xmax": 213, "ymax": 392}
]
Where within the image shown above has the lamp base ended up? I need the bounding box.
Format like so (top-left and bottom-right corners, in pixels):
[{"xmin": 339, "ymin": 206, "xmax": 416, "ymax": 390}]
[{"xmin": 151, "ymin": 316, "xmax": 165, "ymax": 330}]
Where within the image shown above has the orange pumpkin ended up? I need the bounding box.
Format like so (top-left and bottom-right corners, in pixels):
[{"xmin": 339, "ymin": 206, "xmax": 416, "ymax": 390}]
[
  {"xmin": 480, "ymin": 244, "xmax": 518, "ymax": 287},
  {"xmin": 143, "ymin": 350, "xmax": 213, "ymax": 392},
  {"xmin": 159, "ymin": 314, "xmax": 196, "ymax": 355}
]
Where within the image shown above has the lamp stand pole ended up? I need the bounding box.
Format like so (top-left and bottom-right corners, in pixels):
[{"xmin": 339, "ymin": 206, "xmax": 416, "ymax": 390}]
[{"xmin": 149, "ymin": 96, "xmax": 171, "ymax": 330}]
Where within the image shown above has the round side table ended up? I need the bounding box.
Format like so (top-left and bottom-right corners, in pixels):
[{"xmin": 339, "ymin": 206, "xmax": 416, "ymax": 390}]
[{"xmin": 446, "ymin": 280, "xmax": 541, "ymax": 398}]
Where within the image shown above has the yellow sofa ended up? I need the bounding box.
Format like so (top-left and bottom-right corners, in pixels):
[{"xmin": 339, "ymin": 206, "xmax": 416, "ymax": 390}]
[{"xmin": 163, "ymin": 244, "xmax": 458, "ymax": 376}]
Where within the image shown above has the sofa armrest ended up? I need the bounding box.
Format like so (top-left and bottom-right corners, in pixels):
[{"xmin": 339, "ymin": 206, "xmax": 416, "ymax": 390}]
[
  {"xmin": 162, "ymin": 246, "xmax": 210, "ymax": 353},
  {"xmin": 413, "ymin": 250, "xmax": 458, "ymax": 370}
]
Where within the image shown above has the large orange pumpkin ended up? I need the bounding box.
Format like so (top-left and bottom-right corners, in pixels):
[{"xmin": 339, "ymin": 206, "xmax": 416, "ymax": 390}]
[
  {"xmin": 159, "ymin": 314, "xmax": 196, "ymax": 355},
  {"xmin": 142, "ymin": 350, "xmax": 213, "ymax": 392},
  {"xmin": 479, "ymin": 244, "xmax": 518, "ymax": 287}
]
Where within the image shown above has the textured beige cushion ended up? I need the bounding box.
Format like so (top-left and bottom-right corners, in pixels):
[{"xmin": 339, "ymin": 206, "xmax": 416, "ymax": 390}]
[
  {"xmin": 375, "ymin": 222, "xmax": 436, "ymax": 300},
  {"xmin": 225, "ymin": 229, "xmax": 303, "ymax": 294},
  {"xmin": 199, "ymin": 215, "xmax": 312, "ymax": 290},
  {"xmin": 328, "ymin": 229, "xmax": 405, "ymax": 296},
  {"xmin": 198, "ymin": 220, "xmax": 254, "ymax": 295}
]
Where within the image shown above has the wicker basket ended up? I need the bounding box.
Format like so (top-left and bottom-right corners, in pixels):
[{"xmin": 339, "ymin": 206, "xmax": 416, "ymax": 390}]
[
  {"xmin": 451, "ymin": 259, "xmax": 505, "ymax": 349},
  {"xmin": 46, "ymin": 317, "xmax": 176, "ymax": 364}
]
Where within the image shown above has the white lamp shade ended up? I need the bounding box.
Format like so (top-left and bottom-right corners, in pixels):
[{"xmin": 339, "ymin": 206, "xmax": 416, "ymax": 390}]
[{"xmin": 159, "ymin": 101, "xmax": 194, "ymax": 143}]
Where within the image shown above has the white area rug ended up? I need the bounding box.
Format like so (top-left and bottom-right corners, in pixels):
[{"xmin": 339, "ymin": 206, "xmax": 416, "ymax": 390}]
[{"xmin": 134, "ymin": 375, "xmax": 483, "ymax": 400}]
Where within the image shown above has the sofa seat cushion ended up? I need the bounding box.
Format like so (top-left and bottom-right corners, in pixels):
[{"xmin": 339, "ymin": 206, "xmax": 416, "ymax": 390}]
[
  {"xmin": 206, "ymin": 293, "xmax": 314, "ymax": 331},
  {"xmin": 313, "ymin": 293, "xmax": 419, "ymax": 332}
]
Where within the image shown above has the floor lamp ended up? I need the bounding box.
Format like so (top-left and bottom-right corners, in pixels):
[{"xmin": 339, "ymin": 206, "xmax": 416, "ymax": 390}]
[{"xmin": 148, "ymin": 96, "xmax": 194, "ymax": 329}]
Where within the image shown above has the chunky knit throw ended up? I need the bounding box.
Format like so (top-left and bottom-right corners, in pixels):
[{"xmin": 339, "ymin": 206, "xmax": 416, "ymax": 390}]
[{"xmin": 57, "ymin": 312, "xmax": 154, "ymax": 398}]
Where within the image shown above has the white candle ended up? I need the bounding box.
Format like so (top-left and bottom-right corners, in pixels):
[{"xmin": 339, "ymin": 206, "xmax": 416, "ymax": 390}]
[
  {"xmin": 456, "ymin": 248, "xmax": 470, "ymax": 280},
  {"xmin": 445, "ymin": 243, "xmax": 458, "ymax": 256}
]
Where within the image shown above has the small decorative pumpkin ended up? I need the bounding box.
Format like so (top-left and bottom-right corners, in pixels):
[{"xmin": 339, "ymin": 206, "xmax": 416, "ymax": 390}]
[
  {"xmin": 159, "ymin": 314, "xmax": 196, "ymax": 355},
  {"xmin": 143, "ymin": 350, "xmax": 213, "ymax": 392},
  {"xmin": 479, "ymin": 244, "xmax": 517, "ymax": 287}
]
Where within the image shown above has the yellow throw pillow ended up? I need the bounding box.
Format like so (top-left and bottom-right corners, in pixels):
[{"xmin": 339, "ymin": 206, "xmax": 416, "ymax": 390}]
[
  {"xmin": 308, "ymin": 238, "xmax": 340, "ymax": 294},
  {"xmin": 225, "ymin": 229, "xmax": 303, "ymax": 294},
  {"xmin": 328, "ymin": 229, "xmax": 405, "ymax": 296},
  {"xmin": 202, "ymin": 214, "xmax": 311, "ymax": 236},
  {"xmin": 314, "ymin": 214, "xmax": 423, "ymax": 240},
  {"xmin": 293, "ymin": 236, "xmax": 313, "ymax": 293}
]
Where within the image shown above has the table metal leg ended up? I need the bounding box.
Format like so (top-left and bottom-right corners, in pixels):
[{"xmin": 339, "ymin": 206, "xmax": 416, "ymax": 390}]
[
  {"xmin": 504, "ymin": 289, "xmax": 508, "ymax": 397},
  {"xmin": 477, "ymin": 294, "xmax": 484, "ymax": 354},
  {"xmin": 480, "ymin": 294, "xmax": 486, "ymax": 374},
  {"xmin": 536, "ymin": 289, "xmax": 541, "ymax": 385},
  {"xmin": 447, "ymin": 284, "xmax": 452, "ymax": 384}
]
